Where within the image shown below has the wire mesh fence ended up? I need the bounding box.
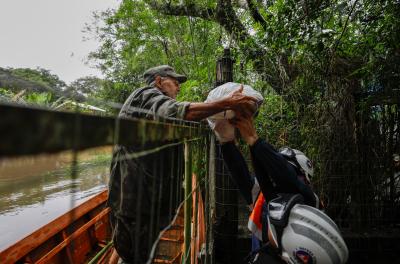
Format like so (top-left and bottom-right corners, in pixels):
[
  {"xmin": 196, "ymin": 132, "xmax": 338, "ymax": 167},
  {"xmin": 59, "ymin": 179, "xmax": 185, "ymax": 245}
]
[
  {"xmin": 1, "ymin": 98, "xmax": 399, "ymax": 263},
  {"xmin": 0, "ymin": 46, "xmax": 399, "ymax": 264},
  {"xmin": 0, "ymin": 102, "xmax": 216, "ymax": 264}
]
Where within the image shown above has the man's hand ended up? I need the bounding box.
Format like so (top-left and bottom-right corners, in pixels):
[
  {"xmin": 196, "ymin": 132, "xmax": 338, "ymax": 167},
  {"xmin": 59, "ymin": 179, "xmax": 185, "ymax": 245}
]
[
  {"xmin": 230, "ymin": 112, "xmax": 259, "ymax": 146},
  {"xmin": 184, "ymin": 84, "xmax": 257, "ymax": 121},
  {"xmin": 223, "ymin": 85, "xmax": 257, "ymax": 111}
]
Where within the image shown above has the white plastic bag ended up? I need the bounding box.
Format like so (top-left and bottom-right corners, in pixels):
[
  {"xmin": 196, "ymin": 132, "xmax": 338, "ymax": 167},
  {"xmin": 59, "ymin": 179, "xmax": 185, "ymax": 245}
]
[
  {"xmin": 208, "ymin": 119, "xmax": 236, "ymax": 143},
  {"xmin": 205, "ymin": 82, "xmax": 264, "ymax": 120},
  {"xmin": 205, "ymin": 82, "xmax": 263, "ymax": 143}
]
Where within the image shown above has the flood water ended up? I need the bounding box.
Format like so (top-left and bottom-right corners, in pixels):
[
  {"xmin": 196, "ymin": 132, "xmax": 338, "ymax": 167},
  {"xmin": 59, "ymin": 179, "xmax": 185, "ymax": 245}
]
[{"xmin": 0, "ymin": 147, "xmax": 112, "ymax": 251}]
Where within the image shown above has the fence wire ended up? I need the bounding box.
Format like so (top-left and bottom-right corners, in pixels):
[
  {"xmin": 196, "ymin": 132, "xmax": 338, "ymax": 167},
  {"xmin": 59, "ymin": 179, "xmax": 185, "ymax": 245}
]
[
  {"xmin": 0, "ymin": 101, "xmax": 214, "ymax": 264},
  {"xmin": 0, "ymin": 83, "xmax": 399, "ymax": 264}
]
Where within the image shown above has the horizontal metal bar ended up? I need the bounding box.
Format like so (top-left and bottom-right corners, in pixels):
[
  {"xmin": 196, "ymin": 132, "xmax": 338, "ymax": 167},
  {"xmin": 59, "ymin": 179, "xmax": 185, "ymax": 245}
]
[{"xmin": 0, "ymin": 103, "xmax": 209, "ymax": 157}]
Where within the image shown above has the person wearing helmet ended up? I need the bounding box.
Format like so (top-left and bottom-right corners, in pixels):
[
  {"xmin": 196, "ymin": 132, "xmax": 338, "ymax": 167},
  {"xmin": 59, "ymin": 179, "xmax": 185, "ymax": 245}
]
[{"xmin": 215, "ymin": 110, "xmax": 348, "ymax": 264}]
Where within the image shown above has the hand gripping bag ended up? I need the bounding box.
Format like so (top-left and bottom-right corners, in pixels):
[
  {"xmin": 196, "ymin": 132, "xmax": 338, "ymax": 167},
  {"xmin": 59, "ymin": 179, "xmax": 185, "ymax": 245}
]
[{"xmin": 205, "ymin": 82, "xmax": 263, "ymax": 142}]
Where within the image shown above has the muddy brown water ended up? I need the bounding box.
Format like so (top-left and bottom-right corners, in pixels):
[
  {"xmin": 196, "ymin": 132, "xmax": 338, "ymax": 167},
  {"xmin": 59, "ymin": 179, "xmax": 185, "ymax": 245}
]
[{"xmin": 0, "ymin": 147, "xmax": 112, "ymax": 251}]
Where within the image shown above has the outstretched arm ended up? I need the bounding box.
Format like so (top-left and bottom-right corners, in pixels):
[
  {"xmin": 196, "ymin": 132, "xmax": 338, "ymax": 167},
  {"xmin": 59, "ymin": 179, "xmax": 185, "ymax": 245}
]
[
  {"xmin": 250, "ymin": 139, "xmax": 317, "ymax": 206},
  {"xmin": 233, "ymin": 116, "xmax": 317, "ymax": 206},
  {"xmin": 184, "ymin": 85, "xmax": 257, "ymax": 121},
  {"xmin": 184, "ymin": 101, "xmax": 229, "ymax": 121}
]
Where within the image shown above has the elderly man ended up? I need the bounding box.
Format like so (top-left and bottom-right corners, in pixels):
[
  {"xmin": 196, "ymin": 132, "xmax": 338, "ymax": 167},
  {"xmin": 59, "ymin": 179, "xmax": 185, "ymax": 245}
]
[{"xmin": 108, "ymin": 65, "xmax": 256, "ymax": 263}]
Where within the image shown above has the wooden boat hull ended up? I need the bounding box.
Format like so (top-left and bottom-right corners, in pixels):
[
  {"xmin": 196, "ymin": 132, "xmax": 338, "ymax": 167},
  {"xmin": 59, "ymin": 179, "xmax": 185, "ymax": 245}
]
[
  {"xmin": 0, "ymin": 190, "xmax": 112, "ymax": 264},
  {"xmin": 152, "ymin": 203, "xmax": 184, "ymax": 264}
]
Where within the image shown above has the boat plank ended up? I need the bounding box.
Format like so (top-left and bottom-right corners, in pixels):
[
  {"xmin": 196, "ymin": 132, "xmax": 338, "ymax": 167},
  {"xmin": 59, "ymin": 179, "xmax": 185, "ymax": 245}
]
[
  {"xmin": 0, "ymin": 190, "xmax": 108, "ymax": 263},
  {"xmin": 35, "ymin": 207, "xmax": 110, "ymax": 264},
  {"xmin": 62, "ymin": 230, "xmax": 74, "ymax": 263}
]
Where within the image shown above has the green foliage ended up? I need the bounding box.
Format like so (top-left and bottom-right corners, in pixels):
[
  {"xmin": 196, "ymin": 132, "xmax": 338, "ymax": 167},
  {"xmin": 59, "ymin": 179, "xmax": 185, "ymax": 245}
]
[
  {"xmin": 65, "ymin": 76, "xmax": 104, "ymax": 99},
  {"xmin": 86, "ymin": 0, "xmax": 400, "ymax": 144},
  {"xmin": 177, "ymin": 80, "xmax": 210, "ymax": 102},
  {"xmin": 24, "ymin": 92, "xmax": 54, "ymax": 105},
  {"xmin": 11, "ymin": 67, "xmax": 66, "ymax": 92},
  {"xmin": 86, "ymin": 0, "xmax": 220, "ymax": 103},
  {"xmin": 0, "ymin": 68, "xmax": 108, "ymax": 111},
  {"xmin": 0, "ymin": 87, "xmax": 15, "ymax": 99},
  {"xmin": 93, "ymin": 81, "xmax": 132, "ymax": 107},
  {"xmin": 87, "ymin": 1, "xmax": 400, "ymax": 216}
]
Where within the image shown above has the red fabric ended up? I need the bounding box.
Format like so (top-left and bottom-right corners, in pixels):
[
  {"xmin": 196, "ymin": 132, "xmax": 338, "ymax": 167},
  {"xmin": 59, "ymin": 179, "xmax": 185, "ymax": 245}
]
[
  {"xmin": 191, "ymin": 174, "xmax": 206, "ymax": 264},
  {"xmin": 248, "ymin": 193, "xmax": 265, "ymax": 241}
]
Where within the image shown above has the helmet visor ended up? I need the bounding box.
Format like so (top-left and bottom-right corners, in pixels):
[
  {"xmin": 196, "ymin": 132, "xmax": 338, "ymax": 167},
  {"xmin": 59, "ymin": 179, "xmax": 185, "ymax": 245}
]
[
  {"xmin": 268, "ymin": 194, "xmax": 304, "ymax": 226},
  {"xmin": 279, "ymin": 147, "xmax": 296, "ymax": 159}
]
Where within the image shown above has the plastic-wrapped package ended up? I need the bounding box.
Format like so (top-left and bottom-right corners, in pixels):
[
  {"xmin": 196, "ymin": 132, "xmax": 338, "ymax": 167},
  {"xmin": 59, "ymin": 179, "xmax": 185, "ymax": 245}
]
[
  {"xmin": 205, "ymin": 82, "xmax": 263, "ymax": 120},
  {"xmin": 208, "ymin": 119, "xmax": 236, "ymax": 143},
  {"xmin": 205, "ymin": 82, "xmax": 263, "ymax": 143}
]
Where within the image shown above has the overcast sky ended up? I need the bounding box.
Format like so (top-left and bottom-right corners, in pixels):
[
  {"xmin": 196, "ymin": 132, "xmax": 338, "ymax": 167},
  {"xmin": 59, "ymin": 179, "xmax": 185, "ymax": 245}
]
[{"xmin": 0, "ymin": 0, "xmax": 120, "ymax": 84}]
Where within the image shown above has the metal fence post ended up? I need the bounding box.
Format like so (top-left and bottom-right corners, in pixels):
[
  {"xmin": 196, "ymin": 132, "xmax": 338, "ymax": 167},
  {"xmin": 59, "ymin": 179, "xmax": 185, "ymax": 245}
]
[
  {"xmin": 214, "ymin": 48, "xmax": 239, "ymax": 263},
  {"xmin": 206, "ymin": 134, "xmax": 216, "ymax": 264},
  {"xmin": 216, "ymin": 49, "xmax": 234, "ymax": 87},
  {"xmin": 184, "ymin": 139, "xmax": 192, "ymax": 264}
]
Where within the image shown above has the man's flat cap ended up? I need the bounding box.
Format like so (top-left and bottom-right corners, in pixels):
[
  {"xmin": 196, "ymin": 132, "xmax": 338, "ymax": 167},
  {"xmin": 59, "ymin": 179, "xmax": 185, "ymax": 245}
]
[{"xmin": 143, "ymin": 65, "xmax": 187, "ymax": 85}]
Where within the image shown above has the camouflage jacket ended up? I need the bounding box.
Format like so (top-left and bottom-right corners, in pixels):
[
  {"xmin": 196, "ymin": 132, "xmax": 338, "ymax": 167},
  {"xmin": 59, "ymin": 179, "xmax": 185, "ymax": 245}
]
[
  {"xmin": 108, "ymin": 85, "xmax": 189, "ymax": 219},
  {"xmin": 119, "ymin": 86, "xmax": 189, "ymax": 120}
]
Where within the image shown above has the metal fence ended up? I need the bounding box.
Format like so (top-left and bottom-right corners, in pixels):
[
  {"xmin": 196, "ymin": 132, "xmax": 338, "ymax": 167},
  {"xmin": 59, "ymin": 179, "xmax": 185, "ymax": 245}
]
[
  {"xmin": 0, "ymin": 49, "xmax": 399, "ymax": 263},
  {"xmin": 0, "ymin": 102, "xmax": 217, "ymax": 264},
  {"xmin": 1, "ymin": 101, "xmax": 400, "ymax": 263}
]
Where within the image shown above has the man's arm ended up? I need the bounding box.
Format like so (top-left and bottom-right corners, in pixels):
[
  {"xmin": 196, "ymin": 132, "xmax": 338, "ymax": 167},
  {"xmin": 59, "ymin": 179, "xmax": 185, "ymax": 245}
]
[
  {"xmin": 184, "ymin": 86, "xmax": 257, "ymax": 121},
  {"xmin": 234, "ymin": 115, "xmax": 317, "ymax": 206},
  {"xmin": 250, "ymin": 139, "xmax": 317, "ymax": 207},
  {"xmin": 184, "ymin": 101, "xmax": 228, "ymax": 121}
]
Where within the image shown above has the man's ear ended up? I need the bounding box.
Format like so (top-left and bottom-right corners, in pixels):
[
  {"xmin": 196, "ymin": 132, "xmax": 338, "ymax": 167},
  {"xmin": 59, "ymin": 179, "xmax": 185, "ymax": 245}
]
[{"xmin": 154, "ymin": 75, "xmax": 162, "ymax": 88}]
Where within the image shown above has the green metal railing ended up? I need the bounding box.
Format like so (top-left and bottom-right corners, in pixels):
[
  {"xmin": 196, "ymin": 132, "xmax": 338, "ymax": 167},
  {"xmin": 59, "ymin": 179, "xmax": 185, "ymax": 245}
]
[
  {"xmin": 0, "ymin": 102, "xmax": 216, "ymax": 264},
  {"xmin": 0, "ymin": 103, "xmax": 208, "ymax": 156}
]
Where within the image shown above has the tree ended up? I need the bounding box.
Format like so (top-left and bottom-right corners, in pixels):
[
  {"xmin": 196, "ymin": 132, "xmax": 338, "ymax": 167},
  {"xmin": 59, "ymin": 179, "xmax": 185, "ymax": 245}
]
[
  {"xmin": 89, "ymin": 0, "xmax": 400, "ymax": 230},
  {"xmin": 65, "ymin": 76, "xmax": 103, "ymax": 97},
  {"xmin": 11, "ymin": 67, "xmax": 66, "ymax": 92},
  {"xmin": 85, "ymin": 0, "xmax": 222, "ymax": 102},
  {"xmin": 0, "ymin": 67, "xmax": 69, "ymax": 106},
  {"xmin": 0, "ymin": 67, "xmax": 64, "ymax": 95}
]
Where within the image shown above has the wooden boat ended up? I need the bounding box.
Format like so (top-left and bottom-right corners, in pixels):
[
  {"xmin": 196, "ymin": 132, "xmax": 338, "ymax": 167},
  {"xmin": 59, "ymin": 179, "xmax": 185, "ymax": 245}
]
[
  {"xmin": 0, "ymin": 190, "xmax": 114, "ymax": 264},
  {"xmin": 151, "ymin": 203, "xmax": 184, "ymax": 264},
  {"xmin": 151, "ymin": 173, "xmax": 205, "ymax": 264},
  {"xmin": 0, "ymin": 189, "xmax": 188, "ymax": 264}
]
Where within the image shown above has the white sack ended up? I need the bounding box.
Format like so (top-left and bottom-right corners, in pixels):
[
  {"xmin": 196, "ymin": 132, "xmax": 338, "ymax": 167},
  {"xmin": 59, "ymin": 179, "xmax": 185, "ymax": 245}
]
[
  {"xmin": 209, "ymin": 119, "xmax": 236, "ymax": 143},
  {"xmin": 205, "ymin": 82, "xmax": 263, "ymax": 143},
  {"xmin": 205, "ymin": 82, "xmax": 263, "ymax": 120}
]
